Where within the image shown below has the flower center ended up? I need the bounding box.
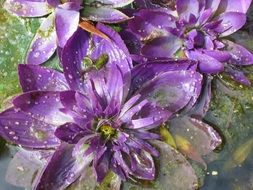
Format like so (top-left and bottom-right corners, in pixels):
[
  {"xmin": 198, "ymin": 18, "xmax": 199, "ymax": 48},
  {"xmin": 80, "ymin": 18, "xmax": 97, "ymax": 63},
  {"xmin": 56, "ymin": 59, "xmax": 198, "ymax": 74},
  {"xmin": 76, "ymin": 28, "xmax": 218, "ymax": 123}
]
[
  {"xmin": 185, "ymin": 29, "xmax": 206, "ymax": 49},
  {"xmin": 60, "ymin": 0, "xmax": 68, "ymax": 4},
  {"xmin": 99, "ymin": 124, "xmax": 116, "ymax": 139}
]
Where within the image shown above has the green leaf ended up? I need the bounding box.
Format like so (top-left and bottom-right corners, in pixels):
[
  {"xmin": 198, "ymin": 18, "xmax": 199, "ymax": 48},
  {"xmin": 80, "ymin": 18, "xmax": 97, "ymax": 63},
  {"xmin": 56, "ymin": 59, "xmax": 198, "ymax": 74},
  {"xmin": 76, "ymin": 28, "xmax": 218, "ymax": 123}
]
[{"xmin": 0, "ymin": 7, "xmax": 41, "ymax": 108}]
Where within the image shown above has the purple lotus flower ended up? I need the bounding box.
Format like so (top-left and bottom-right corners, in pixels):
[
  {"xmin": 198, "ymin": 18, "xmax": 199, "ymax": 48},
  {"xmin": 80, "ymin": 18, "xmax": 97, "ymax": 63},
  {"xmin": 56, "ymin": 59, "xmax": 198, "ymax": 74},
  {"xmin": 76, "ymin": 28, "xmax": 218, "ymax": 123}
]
[
  {"xmin": 128, "ymin": 0, "xmax": 253, "ymax": 86},
  {"xmin": 4, "ymin": 0, "xmax": 133, "ymax": 65},
  {"xmin": 0, "ymin": 23, "xmax": 207, "ymax": 189}
]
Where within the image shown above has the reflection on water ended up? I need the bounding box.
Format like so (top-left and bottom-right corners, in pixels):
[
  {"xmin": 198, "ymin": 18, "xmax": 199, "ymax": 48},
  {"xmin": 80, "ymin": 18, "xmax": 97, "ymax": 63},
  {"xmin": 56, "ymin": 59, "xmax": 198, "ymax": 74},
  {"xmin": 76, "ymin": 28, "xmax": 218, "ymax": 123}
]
[{"xmin": 202, "ymin": 137, "xmax": 253, "ymax": 190}]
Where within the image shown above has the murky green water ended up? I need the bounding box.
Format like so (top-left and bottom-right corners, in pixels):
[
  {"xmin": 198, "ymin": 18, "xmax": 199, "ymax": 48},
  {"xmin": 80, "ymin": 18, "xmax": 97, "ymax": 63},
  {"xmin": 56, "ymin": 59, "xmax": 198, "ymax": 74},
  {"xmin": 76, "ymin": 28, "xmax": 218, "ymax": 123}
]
[{"xmin": 1, "ymin": 1, "xmax": 253, "ymax": 190}]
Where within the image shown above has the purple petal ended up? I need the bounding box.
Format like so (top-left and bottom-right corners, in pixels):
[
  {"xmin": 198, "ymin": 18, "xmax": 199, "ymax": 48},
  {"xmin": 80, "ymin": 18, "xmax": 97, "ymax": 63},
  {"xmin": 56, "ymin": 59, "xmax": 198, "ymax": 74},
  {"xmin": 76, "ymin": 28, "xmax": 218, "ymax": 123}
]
[
  {"xmin": 198, "ymin": 9, "xmax": 212, "ymax": 24},
  {"xmin": 26, "ymin": 14, "xmax": 57, "ymax": 65},
  {"xmin": 13, "ymin": 91, "xmax": 73, "ymax": 126},
  {"xmin": 138, "ymin": 70, "xmax": 203, "ymax": 113},
  {"xmin": 141, "ymin": 36, "xmax": 182, "ymax": 58},
  {"xmin": 131, "ymin": 59, "xmax": 197, "ymax": 93},
  {"xmin": 54, "ymin": 122, "xmax": 88, "ymax": 144},
  {"xmin": 187, "ymin": 50, "xmax": 224, "ymax": 74},
  {"xmin": 85, "ymin": 0, "xmax": 133, "ymax": 7},
  {"xmin": 81, "ymin": 7, "xmax": 130, "ymax": 23},
  {"xmin": 0, "ymin": 108, "xmax": 60, "ymax": 148},
  {"xmin": 170, "ymin": 116, "xmax": 222, "ymax": 156},
  {"xmin": 217, "ymin": 0, "xmax": 251, "ymax": 14},
  {"xmin": 34, "ymin": 143, "xmax": 93, "ymax": 190},
  {"xmin": 92, "ymin": 23, "xmax": 132, "ymax": 99},
  {"xmin": 128, "ymin": 9, "xmax": 175, "ymax": 38},
  {"xmin": 82, "ymin": 65, "xmax": 124, "ymax": 115},
  {"xmin": 104, "ymin": 65, "xmax": 124, "ymax": 108},
  {"xmin": 55, "ymin": 7, "xmax": 80, "ymax": 48},
  {"xmin": 120, "ymin": 30, "xmax": 142, "ymax": 55},
  {"xmin": 5, "ymin": 149, "xmax": 50, "ymax": 188},
  {"xmin": 203, "ymin": 50, "xmax": 231, "ymax": 62},
  {"xmin": 18, "ymin": 64, "xmax": 69, "ymax": 92},
  {"xmin": 129, "ymin": 150, "xmax": 155, "ymax": 180},
  {"xmin": 3, "ymin": 0, "xmax": 52, "ymax": 17},
  {"xmin": 61, "ymin": 28, "xmax": 90, "ymax": 92},
  {"xmin": 190, "ymin": 76, "xmax": 212, "ymax": 117},
  {"xmin": 176, "ymin": 0, "xmax": 200, "ymax": 21},
  {"xmin": 95, "ymin": 23, "xmax": 132, "ymax": 64},
  {"xmin": 128, "ymin": 103, "xmax": 171, "ymax": 130},
  {"xmin": 93, "ymin": 147, "xmax": 110, "ymax": 182},
  {"xmin": 205, "ymin": 0, "xmax": 221, "ymax": 14},
  {"xmin": 215, "ymin": 12, "xmax": 246, "ymax": 37},
  {"xmin": 225, "ymin": 40, "xmax": 253, "ymax": 65},
  {"xmin": 127, "ymin": 136, "xmax": 159, "ymax": 157},
  {"xmin": 47, "ymin": 0, "xmax": 60, "ymax": 7}
]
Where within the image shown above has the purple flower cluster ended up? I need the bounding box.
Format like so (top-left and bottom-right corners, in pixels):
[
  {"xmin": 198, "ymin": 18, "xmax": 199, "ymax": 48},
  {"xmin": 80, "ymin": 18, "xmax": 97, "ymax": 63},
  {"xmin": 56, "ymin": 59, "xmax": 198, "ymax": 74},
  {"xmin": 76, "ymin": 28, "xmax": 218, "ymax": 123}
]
[
  {"xmin": 128, "ymin": 0, "xmax": 253, "ymax": 85},
  {"xmin": 0, "ymin": 0, "xmax": 252, "ymax": 189}
]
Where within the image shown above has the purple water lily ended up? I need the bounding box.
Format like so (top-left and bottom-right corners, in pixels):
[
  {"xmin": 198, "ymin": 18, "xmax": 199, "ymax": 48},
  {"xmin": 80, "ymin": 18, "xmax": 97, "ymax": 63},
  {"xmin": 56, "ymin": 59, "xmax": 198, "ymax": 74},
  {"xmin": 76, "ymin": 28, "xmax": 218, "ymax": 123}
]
[
  {"xmin": 130, "ymin": 60, "xmax": 222, "ymax": 167},
  {"xmin": 0, "ymin": 23, "xmax": 207, "ymax": 189},
  {"xmin": 128, "ymin": 0, "xmax": 253, "ymax": 86},
  {"xmin": 4, "ymin": 0, "xmax": 133, "ymax": 65}
]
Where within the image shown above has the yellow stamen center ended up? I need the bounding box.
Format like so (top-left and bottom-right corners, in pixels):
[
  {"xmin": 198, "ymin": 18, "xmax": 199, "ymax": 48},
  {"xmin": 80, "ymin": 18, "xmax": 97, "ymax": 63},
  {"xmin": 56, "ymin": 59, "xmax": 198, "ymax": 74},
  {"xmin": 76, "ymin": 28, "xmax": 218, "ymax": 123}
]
[{"xmin": 99, "ymin": 124, "xmax": 116, "ymax": 138}]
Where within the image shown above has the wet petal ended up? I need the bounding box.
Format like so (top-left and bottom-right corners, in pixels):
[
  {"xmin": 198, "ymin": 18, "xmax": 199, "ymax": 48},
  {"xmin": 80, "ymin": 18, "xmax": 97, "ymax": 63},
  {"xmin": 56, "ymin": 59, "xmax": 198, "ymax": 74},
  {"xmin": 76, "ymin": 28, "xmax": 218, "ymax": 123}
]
[
  {"xmin": 225, "ymin": 40, "xmax": 253, "ymax": 65},
  {"xmin": 205, "ymin": 0, "xmax": 221, "ymax": 14},
  {"xmin": 0, "ymin": 108, "xmax": 60, "ymax": 148},
  {"xmin": 190, "ymin": 76, "xmax": 212, "ymax": 117},
  {"xmin": 137, "ymin": 70, "xmax": 203, "ymax": 113},
  {"xmin": 34, "ymin": 143, "xmax": 93, "ymax": 190},
  {"xmin": 18, "ymin": 64, "xmax": 69, "ymax": 92},
  {"xmin": 131, "ymin": 59, "xmax": 197, "ymax": 93},
  {"xmin": 198, "ymin": 8, "xmax": 212, "ymax": 25},
  {"xmin": 93, "ymin": 147, "xmax": 110, "ymax": 182},
  {"xmin": 94, "ymin": 23, "xmax": 132, "ymax": 65},
  {"xmin": 3, "ymin": 0, "xmax": 53, "ymax": 17},
  {"xmin": 13, "ymin": 91, "xmax": 73, "ymax": 126},
  {"xmin": 217, "ymin": 0, "xmax": 251, "ymax": 14},
  {"xmin": 203, "ymin": 50, "xmax": 231, "ymax": 62},
  {"xmin": 169, "ymin": 116, "xmax": 222, "ymax": 156},
  {"xmin": 61, "ymin": 28, "xmax": 90, "ymax": 92},
  {"xmin": 55, "ymin": 7, "xmax": 80, "ymax": 47},
  {"xmin": 129, "ymin": 103, "xmax": 171, "ymax": 130},
  {"xmin": 120, "ymin": 31, "xmax": 142, "ymax": 55},
  {"xmin": 187, "ymin": 50, "xmax": 224, "ymax": 74},
  {"xmin": 26, "ymin": 13, "xmax": 57, "ymax": 65},
  {"xmin": 215, "ymin": 12, "xmax": 246, "ymax": 37},
  {"xmin": 176, "ymin": 0, "xmax": 200, "ymax": 21},
  {"xmin": 85, "ymin": 0, "xmax": 133, "ymax": 8},
  {"xmin": 54, "ymin": 122, "xmax": 88, "ymax": 144},
  {"xmin": 141, "ymin": 36, "xmax": 182, "ymax": 58},
  {"xmin": 81, "ymin": 7, "xmax": 130, "ymax": 23},
  {"xmin": 130, "ymin": 150, "xmax": 155, "ymax": 180},
  {"xmin": 128, "ymin": 9, "xmax": 175, "ymax": 39},
  {"xmin": 92, "ymin": 23, "xmax": 132, "ymax": 99},
  {"xmin": 124, "ymin": 141, "xmax": 198, "ymax": 190}
]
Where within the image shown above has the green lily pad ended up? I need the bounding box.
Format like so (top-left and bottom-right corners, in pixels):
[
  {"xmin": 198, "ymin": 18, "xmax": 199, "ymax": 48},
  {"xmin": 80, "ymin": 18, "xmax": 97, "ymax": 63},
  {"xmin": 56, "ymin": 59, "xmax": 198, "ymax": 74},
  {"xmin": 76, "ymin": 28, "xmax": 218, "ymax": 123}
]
[{"xmin": 0, "ymin": 6, "xmax": 40, "ymax": 108}]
